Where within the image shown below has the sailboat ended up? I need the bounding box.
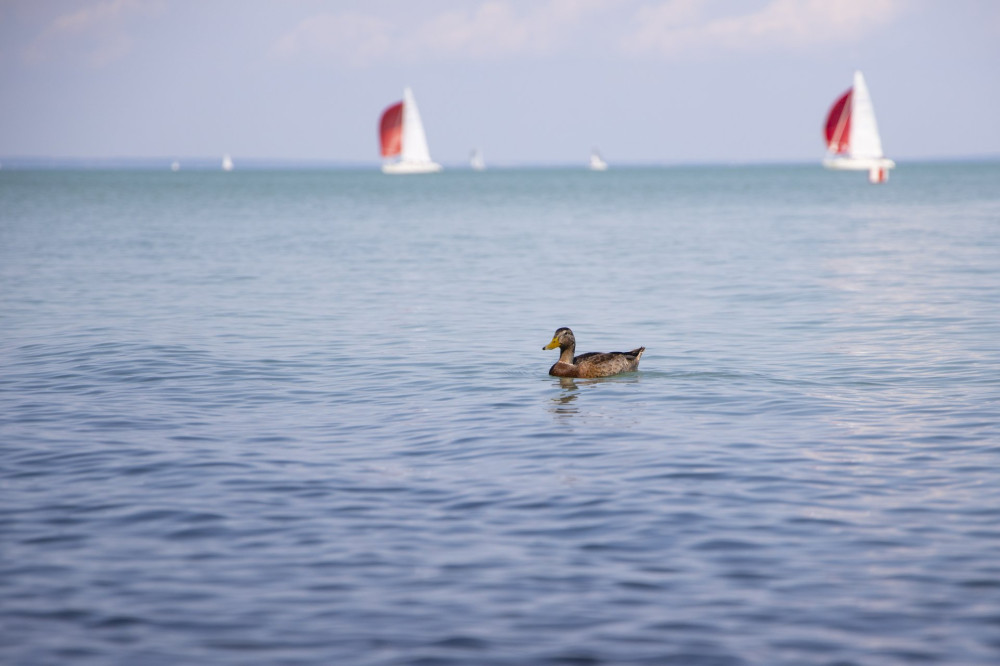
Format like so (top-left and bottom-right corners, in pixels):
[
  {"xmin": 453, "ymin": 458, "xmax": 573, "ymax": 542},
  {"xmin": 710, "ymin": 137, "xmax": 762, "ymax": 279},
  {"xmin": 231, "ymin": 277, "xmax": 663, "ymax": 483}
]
[
  {"xmin": 589, "ymin": 149, "xmax": 608, "ymax": 171},
  {"xmin": 470, "ymin": 148, "xmax": 486, "ymax": 171},
  {"xmin": 379, "ymin": 87, "xmax": 442, "ymax": 174},
  {"xmin": 221, "ymin": 154, "xmax": 234, "ymax": 172},
  {"xmin": 823, "ymin": 71, "xmax": 894, "ymax": 183}
]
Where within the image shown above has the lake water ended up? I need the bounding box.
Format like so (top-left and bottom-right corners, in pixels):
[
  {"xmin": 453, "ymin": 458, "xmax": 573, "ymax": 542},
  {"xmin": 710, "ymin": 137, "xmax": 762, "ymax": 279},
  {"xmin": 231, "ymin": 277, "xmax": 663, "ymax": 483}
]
[{"xmin": 2, "ymin": 164, "xmax": 1000, "ymax": 665}]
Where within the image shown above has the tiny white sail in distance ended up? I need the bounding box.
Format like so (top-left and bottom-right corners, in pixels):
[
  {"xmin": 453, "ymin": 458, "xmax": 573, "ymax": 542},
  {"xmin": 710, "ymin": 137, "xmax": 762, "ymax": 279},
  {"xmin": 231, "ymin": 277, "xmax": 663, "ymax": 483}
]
[
  {"xmin": 823, "ymin": 71, "xmax": 895, "ymax": 183},
  {"xmin": 589, "ymin": 148, "xmax": 608, "ymax": 171},
  {"xmin": 470, "ymin": 148, "xmax": 485, "ymax": 171},
  {"xmin": 221, "ymin": 154, "xmax": 234, "ymax": 172},
  {"xmin": 379, "ymin": 87, "xmax": 442, "ymax": 174}
]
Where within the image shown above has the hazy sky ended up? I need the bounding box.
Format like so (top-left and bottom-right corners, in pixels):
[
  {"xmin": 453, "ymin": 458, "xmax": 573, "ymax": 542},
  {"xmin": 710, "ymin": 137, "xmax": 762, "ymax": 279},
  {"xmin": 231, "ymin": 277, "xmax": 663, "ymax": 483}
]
[{"xmin": 1, "ymin": 0, "xmax": 998, "ymax": 166}]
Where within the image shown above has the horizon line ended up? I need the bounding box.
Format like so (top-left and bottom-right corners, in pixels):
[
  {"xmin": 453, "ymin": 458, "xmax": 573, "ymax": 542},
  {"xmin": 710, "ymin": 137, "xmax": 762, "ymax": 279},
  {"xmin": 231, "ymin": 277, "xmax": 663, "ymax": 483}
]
[{"xmin": 2, "ymin": 154, "xmax": 998, "ymax": 171}]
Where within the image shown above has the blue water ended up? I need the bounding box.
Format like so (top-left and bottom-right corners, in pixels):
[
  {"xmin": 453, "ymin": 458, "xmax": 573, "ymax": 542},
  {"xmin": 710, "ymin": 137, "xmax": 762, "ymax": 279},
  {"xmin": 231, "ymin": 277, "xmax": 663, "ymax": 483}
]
[{"xmin": 2, "ymin": 164, "xmax": 999, "ymax": 665}]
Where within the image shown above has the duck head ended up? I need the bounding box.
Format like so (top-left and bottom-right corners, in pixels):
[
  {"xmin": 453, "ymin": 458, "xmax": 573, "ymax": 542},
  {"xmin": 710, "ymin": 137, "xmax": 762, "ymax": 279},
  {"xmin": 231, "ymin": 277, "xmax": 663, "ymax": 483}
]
[{"xmin": 543, "ymin": 327, "xmax": 575, "ymax": 351}]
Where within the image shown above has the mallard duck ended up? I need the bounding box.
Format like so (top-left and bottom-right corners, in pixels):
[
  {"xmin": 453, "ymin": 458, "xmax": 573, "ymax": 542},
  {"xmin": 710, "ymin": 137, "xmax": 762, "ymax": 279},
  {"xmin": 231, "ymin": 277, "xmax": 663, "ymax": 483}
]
[{"xmin": 543, "ymin": 327, "xmax": 645, "ymax": 378}]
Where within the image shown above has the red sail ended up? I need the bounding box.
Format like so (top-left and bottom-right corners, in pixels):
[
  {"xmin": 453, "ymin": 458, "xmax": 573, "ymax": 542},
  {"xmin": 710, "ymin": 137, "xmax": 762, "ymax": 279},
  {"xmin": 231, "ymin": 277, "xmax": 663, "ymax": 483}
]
[
  {"xmin": 379, "ymin": 102, "xmax": 403, "ymax": 157},
  {"xmin": 824, "ymin": 89, "xmax": 852, "ymax": 154}
]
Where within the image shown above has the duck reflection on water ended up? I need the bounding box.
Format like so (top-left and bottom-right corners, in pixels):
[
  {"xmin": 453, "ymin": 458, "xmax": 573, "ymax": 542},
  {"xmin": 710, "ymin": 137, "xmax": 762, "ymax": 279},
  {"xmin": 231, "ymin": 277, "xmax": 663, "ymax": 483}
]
[{"xmin": 549, "ymin": 373, "xmax": 644, "ymax": 416}]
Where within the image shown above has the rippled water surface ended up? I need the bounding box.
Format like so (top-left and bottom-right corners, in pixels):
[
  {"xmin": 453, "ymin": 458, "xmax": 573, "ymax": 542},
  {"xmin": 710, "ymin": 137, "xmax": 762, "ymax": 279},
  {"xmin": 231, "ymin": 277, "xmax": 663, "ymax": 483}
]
[{"xmin": 2, "ymin": 165, "xmax": 1000, "ymax": 665}]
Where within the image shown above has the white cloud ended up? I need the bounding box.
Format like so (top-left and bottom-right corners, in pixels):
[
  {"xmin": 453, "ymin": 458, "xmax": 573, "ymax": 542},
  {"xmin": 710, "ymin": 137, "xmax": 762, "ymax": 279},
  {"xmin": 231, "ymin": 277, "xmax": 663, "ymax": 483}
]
[
  {"xmin": 269, "ymin": 0, "xmax": 617, "ymax": 65},
  {"xmin": 416, "ymin": 3, "xmax": 542, "ymax": 58},
  {"xmin": 417, "ymin": 0, "xmax": 616, "ymax": 57},
  {"xmin": 52, "ymin": 0, "xmax": 141, "ymax": 33},
  {"xmin": 268, "ymin": 0, "xmax": 906, "ymax": 67},
  {"xmin": 24, "ymin": 0, "xmax": 162, "ymax": 67},
  {"xmin": 268, "ymin": 12, "xmax": 394, "ymax": 66},
  {"xmin": 627, "ymin": 0, "xmax": 904, "ymax": 57}
]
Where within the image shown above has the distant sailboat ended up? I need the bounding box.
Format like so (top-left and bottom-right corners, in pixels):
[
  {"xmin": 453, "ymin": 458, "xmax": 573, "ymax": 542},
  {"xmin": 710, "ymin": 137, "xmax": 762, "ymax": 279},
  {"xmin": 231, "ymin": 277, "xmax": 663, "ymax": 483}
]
[
  {"xmin": 171, "ymin": 161, "xmax": 180, "ymax": 172},
  {"xmin": 221, "ymin": 154, "xmax": 234, "ymax": 172},
  {"xmin": 470, "ymin": 148, "xmax": 486, "ymax": 171},
  {"xmin": 379, "ymin": 87, "xmax": 442, "ymax": 174},
  {"xmin": 823, "ymin": 71, "xmax": 894, "ymax": 183},
  {"xmin": 589, "ymin": 149, "xmax": 608, "ymax": 171}
]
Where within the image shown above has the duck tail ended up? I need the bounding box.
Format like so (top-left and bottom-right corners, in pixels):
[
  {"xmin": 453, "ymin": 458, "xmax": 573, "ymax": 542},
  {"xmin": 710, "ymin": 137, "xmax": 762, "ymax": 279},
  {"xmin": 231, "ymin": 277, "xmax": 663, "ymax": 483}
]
[{"xmin": 630, "ymin": 347, "xmax": 645, "ymax": 359}]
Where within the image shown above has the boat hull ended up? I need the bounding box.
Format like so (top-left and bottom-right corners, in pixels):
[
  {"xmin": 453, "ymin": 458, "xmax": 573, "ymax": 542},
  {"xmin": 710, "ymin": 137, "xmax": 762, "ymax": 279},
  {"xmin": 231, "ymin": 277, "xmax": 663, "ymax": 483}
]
[
  {"xmin": 382, "ymin": 161, "xmax": 443, "ymax": 175},
  {"xmin": 822, "ymin": 157, "xmax": 896, "ymax": 171},
  {"xmin": 824, "ymin": 156, "xmax": 895, "ymax": 183}
]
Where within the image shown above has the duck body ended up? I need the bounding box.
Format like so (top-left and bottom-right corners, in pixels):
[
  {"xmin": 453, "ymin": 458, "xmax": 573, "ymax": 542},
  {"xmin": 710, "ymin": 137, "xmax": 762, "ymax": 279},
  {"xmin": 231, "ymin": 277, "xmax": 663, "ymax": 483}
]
[{"xmin": 544, "ymin": 327, "xmax": 644, "ymax": 378}]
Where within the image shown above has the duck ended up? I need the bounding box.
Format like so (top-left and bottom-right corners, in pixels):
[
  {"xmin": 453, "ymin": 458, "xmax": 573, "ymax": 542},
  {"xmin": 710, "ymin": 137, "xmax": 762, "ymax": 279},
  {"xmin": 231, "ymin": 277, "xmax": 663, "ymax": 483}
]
[{"xmin": 543, "ymin": 327, "xmax": 645, "ymax": 378}]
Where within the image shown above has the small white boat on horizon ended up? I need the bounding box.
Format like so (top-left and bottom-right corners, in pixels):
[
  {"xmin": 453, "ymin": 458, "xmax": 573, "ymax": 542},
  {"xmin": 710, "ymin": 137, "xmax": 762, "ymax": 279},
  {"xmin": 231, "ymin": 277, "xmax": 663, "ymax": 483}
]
[
  {"xmin": 171, "ymin": 161, "xmax": 180, "ymax": 172},
  {"xmin": 470, "ymin": 148, "xmax": 486, "ymax": 171},
  {"xmin": 589, "ymin": 149, "xmax": 608, "ymax": 171},
  {"xmin": 823, "ymin": 71, "xmax": 894, "ymax": 183},
  {"xmin": 221, "ymin": 154, "xmax": 234, "ymax": 172},
  {"xmin": 379, "ymin": 87, "xmax": 442, "ymax": 175}
]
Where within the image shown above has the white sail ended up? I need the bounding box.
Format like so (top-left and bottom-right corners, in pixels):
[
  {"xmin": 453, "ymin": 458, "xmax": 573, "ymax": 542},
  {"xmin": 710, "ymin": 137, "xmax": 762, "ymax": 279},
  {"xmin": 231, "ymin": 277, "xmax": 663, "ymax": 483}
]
[
  {"xmin": 382, "ymin": 87, "xmax": 442, "ymax": 174},
  {"xmin": 401, "ymin": 88, "xmax": 431, "ymax": 164},
  {"xmin": 470, "ymin": 148, "xmax": 485, "ymax": 171},
  {"xmin": 848, "ymin": 71, "xmax": 884, "ymax": 161},
  {"xmin": 589, "ymin": 149, "xmax": 608, "ymax": 171},
  {"xmin": 222, "ymin": 154, "xmax": 234, "ymax": 171}
]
